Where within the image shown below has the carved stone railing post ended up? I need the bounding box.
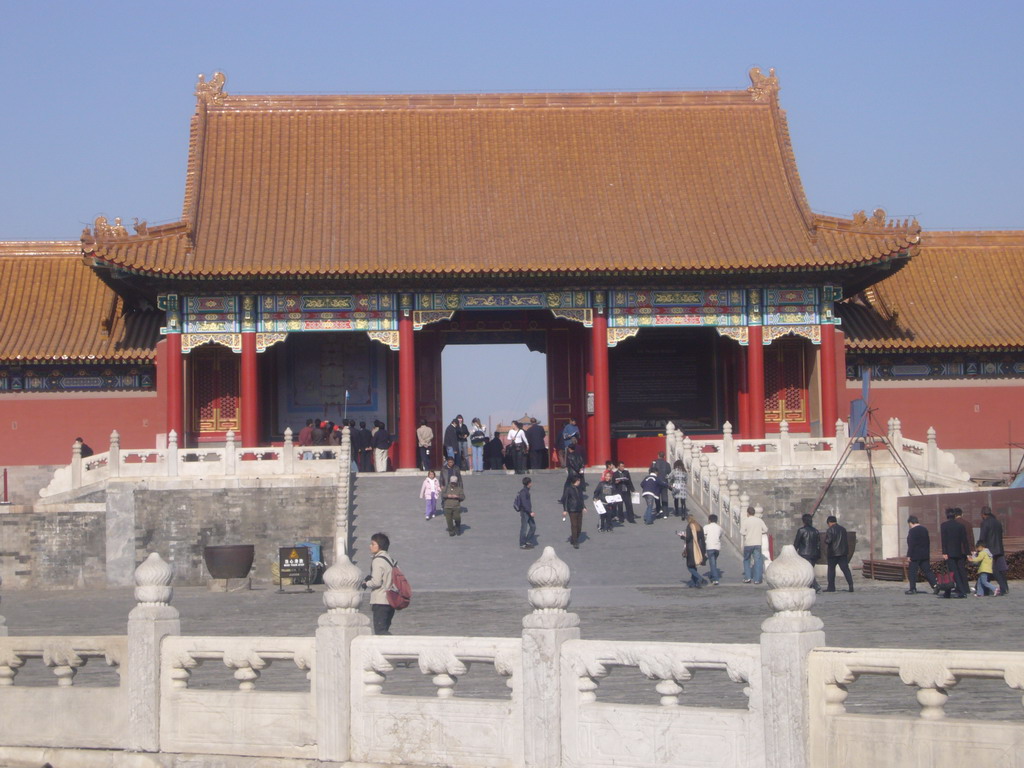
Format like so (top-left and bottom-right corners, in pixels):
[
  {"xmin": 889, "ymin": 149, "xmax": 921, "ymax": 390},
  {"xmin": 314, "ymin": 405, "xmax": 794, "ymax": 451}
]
[
  {"xmin": 760, "ymin": 545, "xmax": 825, "ymax": 768},
  {"xmin": 890, "ymin": 417, "xmax": 904, "ymax": 456},
  {"xmin": 71, "ymin": 439, "xmax": 83, "ymax": 489},
  {"xmin": 522, "ymin": 546, "xmax": 580, "ymax": 768},
  {"xmin": 109, "ymin": 429, "xmax": 121, "ymax": 478},
  {"xmin": 282, "ymin": 427, "xmax": 295, "ymax": 474},
  {"xmin": 127, "ymin": 552, "xmax": 180, "ymax": 752},
  {"xmin": 224, "ymin": 430, "xmax": 237, "ymax": 476},
  {"xmin": 315, "ymin": 553, "xmax": 370, "ymax": 763},
  {"xmin": 721, "ymin": 421, "xmax": 733, "ymax": 467},
  {"xmin": 699, "ymin": 454, "xmax": 710, "ymax": 507},
  {"xmin": 926, "ymin": 426, "xmax": 938, "ymax": 473},
  {"xmin": 779, "ymin": 420, "xmax": 792, "ymax": 465},
  {"xmin": 0, "ymin": 572, "xmax": 6, "ymax": 636},
  {"xmin": 335, "ymin": 426, "xmax": 353, "ymax": 558},
  {"xmin": 665, "ymin": 421, "xmax": 676, "ymax": 463},
  {"xmin": 167, "ymin": 430, "xmax": 179, "ymax": 477}
]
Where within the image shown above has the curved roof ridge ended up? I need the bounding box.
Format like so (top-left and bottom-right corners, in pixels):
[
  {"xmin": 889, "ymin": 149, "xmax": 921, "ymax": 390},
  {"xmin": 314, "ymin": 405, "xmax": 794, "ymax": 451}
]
[
  {"xmin": 0, "ymin": 240, "xmax": 82, "ymax": 258},
  {"xmin": 922, "ymin": 230, "xmax": 1024, "ymax": 246}
]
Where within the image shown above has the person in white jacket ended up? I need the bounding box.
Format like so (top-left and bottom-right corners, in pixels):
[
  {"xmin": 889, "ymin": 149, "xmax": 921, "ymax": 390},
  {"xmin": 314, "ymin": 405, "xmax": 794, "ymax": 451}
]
[
  {"xmin": 740, "ymin": 506, "xmax": 768, "ymax": 584},
  {"xmin": 419, "ymin": 470, "xmax": 440, "ymax": 520}
]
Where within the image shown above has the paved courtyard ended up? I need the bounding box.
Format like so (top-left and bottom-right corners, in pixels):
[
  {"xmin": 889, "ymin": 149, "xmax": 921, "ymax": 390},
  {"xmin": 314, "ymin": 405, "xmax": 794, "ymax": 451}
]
[{"xmin": 2, "ymin": 469, "xmax": 1021, "ymax": 718}]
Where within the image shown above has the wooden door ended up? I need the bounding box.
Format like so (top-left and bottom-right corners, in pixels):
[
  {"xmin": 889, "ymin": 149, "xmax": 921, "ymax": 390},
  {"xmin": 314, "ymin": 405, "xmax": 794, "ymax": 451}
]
[{"xmin": 190, "ymin": 345, "xmax": 240, "ymax": 438}]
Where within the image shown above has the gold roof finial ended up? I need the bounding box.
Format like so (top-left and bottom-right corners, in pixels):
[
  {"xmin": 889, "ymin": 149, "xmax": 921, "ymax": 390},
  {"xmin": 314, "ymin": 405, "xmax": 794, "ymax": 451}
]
[
  {"xmin": 747, "ymin": 67, "xmax": 779, "ymax": 102},
  {"xmin": 195, "ymin": 71, "xmax": 227, "ymax": 105}
]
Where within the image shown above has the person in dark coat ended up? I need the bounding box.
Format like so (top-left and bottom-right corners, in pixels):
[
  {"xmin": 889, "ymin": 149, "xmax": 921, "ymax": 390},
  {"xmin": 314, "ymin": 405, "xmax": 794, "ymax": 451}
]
[
  {"xmin": 439, "ymin": 456, "xmax": 462, "ymax": 489},
  {"xmin": 564, "ymin": 475, "xmax": 585, "ymax": 549},
  {"xmin": 483, "ymin": 431, "xmax": 505, "ymax": 471},
  {"xmin": 824, "ymin": 516, "xmax": 854, "ymax": 592},
  {"xmin": 614, "ymin": 462, "xmax": 636, "ymax": 524},
  {"xmin": 443, "ymin": 418, "xmax": 460, "ymax": 464},
  {"xmin": 353, "ymin": 421, "xmax": 372, "ymax": 471},
  {"xmin": 559, "ymin": 444, "xmax": 585, "ymax": 509},
  {"xmin": 904, "ymin": 515, "xmax": 937, "ymax": 594},
  {"xmin": 939, "ymin": 507, "xmax": 970, "ymax": 598},
  {"xmin": 525, "ymin": 418, "xmax": 547, "ymax": 471},
  {"xmin": 651, "ymin": 451, "xmax": 671, "ymax": 517},
  {"xmin": 979, "ymin": 506, "xmax": 1009, "ymax": 596},
  {"xmin": 515, "ymin": 477, "xmax": 536, "ymax": 549},
  {"xmin": 793, "ymin": 513, "xmax": 822, "ymax": 592}
]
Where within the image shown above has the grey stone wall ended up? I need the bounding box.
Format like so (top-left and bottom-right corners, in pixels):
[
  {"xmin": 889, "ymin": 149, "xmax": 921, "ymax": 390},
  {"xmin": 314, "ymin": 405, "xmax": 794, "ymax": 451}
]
[
  {"xmin": 0, "ymin": 509, "xmax": 106, "ymax": 589},
  {"xmin": 133, "ymin": 486, "xmax": 337, "ymax": 585},
  {"xmin": 742, "ymin": 477, "xmax": 882, "ymax": 565},
  {"xmin": 3, "ymin": 465, "xmax": 59, "ymax": 505}
]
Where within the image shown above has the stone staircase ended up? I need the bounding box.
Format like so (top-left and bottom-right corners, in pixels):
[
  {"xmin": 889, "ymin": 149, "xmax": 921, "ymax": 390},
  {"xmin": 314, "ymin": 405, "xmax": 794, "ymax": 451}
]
[{"xmin": 348, "ymin": 469, "xmax": 743, "ymax": 591}]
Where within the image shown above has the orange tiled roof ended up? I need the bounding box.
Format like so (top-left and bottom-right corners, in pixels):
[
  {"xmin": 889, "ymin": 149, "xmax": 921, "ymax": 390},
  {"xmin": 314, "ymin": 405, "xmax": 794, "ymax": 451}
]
[
  {"xmin": 0, "ymin": 242, "xmax": 160, "ymax": 363},
  {"xmin": 840, "ymin": 231, "xmax": 1024, "ymax": 350},
  {"xmin": 85, "ymin": 76, "xmax": 919, "ymax": 279}
]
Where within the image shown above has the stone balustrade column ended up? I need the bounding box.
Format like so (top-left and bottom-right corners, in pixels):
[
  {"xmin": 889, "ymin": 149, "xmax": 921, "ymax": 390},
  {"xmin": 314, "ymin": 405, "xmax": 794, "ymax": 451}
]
[
  {"xmin": 891, "ymin": 417, "xmax": 904, "ymax": 456},
  {"xmin": 0, "ymin": 572, "xmax": 6, "ymax": 636},
  {"xmin": 779, "ymin": 420, "xmax": 791, "ymax": 465},
  {"xmin": 335, "ymin": 426, "xmax": 353, "ymax": 558},
  {"xmin": 71, "ymin": 439, "xmax": 83, "ymax": 489},
  {"xmin": 926, "ymin": 427, "xmax": 938, "ymax": 473},
  {"xmin": 665, "ymin": 421, "xmax": 676, "ymax": 463},
  {"xmin": 315, "ymin": 554, "xmax": 371, "ymax": 763},
  {"xmin": 225, "ymin": 430, "xmax": 237, "ymax": 476},
  {"xmin": 283, "ymin": 427, "xmax": 295, "ymax": 474},
  {"xmin": 835, "ymin": 418, "xmax": 848, "ymax": 456},
  {"xmin": 109, "ymin": 429, "xmax": 121, "ymax": 478},
  {"xmin": 127, "ymin": 553, "xmax": 180, "ymax": 752},
  {"xmin": 699, "ymin": 454, "xmax": 710, "ymax": 506},
  {"xmin": 681, "ymin": 437, "xmax": 692, "ymax": 470},
  {"xmin": 760, "ymin": 545, "xmax": 826, "ymax": 768},
  {"xmin": 167, "ymin": 430, "xmax": 179, "ymax": 477},
  {"xmin": 722, "ymin": 421, "xmax": 733, "ymax": 467},
  {"xmin": 522, "ymin": 546, "xmax": 580, "ymax": 768}
]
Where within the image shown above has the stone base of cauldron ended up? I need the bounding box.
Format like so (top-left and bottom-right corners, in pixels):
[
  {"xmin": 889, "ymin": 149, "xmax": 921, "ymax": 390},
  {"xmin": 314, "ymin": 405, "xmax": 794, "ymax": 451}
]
[{"xmin": 207, "ymin": 576, "xmax": 252, "ymax": 592}]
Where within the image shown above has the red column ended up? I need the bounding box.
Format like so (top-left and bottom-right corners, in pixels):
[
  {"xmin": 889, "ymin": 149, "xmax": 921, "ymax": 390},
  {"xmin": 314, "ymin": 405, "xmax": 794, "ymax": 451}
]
[
  {"xmin": 820, "ymin": 323, "xmax": 838, "ymax": 437},
  {"xmin": 747, "ymin": 326, "xmax": 766, "ymax": 439},
  {"xmin": 166, "ymin": 333, "xmax": 184, "ymax": 445},
  {"xmin": 398, "ymin": 312, "xmax": 417, "ymax": 469},
  {"xmin": 736, "ymin": 342, "xmax": 750, "ymax": 438},
  {"xmin": 240, "ymin": 332, "xmax": 259, "ymax": 447},
  {"xmin": 590, "ymin": 312, "xmax": 611, "ymax": 464}
]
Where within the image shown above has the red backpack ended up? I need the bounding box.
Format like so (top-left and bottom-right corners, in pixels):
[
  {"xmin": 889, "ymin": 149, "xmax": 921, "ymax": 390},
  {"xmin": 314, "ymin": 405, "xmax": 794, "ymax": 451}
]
[{"xmin": 386, "ymin": 559, "xmax": 412, "ymax": 610}]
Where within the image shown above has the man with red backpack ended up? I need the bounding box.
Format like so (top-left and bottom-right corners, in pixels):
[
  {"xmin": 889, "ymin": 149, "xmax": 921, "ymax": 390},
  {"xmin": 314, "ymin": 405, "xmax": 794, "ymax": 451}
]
[{"xmin": 361, "ymin": 532, "xmax": 411, "ymax": 635}]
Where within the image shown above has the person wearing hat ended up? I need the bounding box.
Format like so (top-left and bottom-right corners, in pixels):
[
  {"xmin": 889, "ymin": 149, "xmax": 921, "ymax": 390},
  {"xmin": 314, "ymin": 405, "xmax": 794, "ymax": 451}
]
[{"xmin": 442, "ymin": 476, "xmax": 466, "ymax": 537}]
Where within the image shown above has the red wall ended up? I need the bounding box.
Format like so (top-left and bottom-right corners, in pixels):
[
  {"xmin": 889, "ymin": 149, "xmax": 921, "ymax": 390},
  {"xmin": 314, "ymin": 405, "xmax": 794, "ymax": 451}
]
[
  {"xmin": 841, "ymin": 381, "xmax": 1024, "ymax": 449},
  {"xmin": 0, "ymin": 391, "xmax": 165, "ymax": 466}
]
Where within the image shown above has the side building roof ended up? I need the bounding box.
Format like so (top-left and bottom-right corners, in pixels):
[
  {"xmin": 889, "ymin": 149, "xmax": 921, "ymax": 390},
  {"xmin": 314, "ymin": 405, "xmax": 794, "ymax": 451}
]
[
  {"xmin": 83, "ymin": 71, "xmax": 918, "ymax": 288},
  {"xmin": 0, "ymin": 242, "xmax": 160, "ymax": 364},
  {"xmin": 839, "ymin": 231, "xmax": 1024, "ymax": 352}
]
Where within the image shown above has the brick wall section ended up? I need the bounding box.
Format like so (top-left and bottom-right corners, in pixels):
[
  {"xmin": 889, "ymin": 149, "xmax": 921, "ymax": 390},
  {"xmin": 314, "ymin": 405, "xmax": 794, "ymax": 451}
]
[
  {"xmin": 741, "ymin": 477, "xmax": 881, "ymax": 566},
  {"xmin": 133, "ymin": 487, "xmax": 337, "ymax": 585},
  {"xmin": 0, "ymin": 510, "xmax": 106, "ymax": 589}
]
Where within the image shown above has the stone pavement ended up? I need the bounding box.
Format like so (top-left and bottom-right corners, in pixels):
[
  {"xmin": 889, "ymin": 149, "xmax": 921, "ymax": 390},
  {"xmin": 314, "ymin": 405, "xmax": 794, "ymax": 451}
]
[
  {"xmin": 4, "ymin": 468, "xmax": 1019, "ymax": 649},
  {"xmin": 3, "ymin": 469, "xmax": 1022, "ymax": 717}
]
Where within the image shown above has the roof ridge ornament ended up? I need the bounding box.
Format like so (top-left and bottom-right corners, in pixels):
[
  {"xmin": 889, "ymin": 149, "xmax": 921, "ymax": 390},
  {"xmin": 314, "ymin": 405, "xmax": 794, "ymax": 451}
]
[
  {"xmin": 852, "ymin": 208, "xmax": 920, "ymax": 231},
  {"xmin": 87, "ymin": 216, "xmax": 130, "ymax": 242},
  {"xmin": 747, "ymin": 67, "xmax": 779, "ymax": 102},
  {"xmin": 195, "ymin": 71, "xmax": 227, "ymax": 105}
]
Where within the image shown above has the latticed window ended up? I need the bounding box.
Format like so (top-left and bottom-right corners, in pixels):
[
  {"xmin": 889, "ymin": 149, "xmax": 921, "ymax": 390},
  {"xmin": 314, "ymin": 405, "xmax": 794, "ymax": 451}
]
[{"xmin": 763, "ymin": 338, "xmax": 807, "ymax": 424}]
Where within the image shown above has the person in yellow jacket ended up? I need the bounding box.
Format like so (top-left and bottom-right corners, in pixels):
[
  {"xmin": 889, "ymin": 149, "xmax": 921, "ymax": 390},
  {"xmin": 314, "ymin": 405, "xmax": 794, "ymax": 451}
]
[{"xmin": 968, "ymin": 545, "xmax": 998, "ymax": 596}]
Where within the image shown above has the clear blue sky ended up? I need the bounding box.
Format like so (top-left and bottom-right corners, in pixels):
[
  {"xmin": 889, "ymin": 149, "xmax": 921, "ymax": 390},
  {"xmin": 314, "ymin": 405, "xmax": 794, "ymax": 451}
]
[{"xmin": 2, "ymin": 1, "xmax": 1021, "ymax": 425}]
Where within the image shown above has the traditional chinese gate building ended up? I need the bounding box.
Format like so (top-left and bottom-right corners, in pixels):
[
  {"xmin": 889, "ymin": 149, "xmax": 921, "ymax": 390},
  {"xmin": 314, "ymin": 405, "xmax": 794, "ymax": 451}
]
[
  {"xmin": 7, "ymin": 71, "xmax": 1020, "ymax": 472},
  {"xmin": 75, "ymin": 70, "xmax": 921, "ymax": 468}
]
